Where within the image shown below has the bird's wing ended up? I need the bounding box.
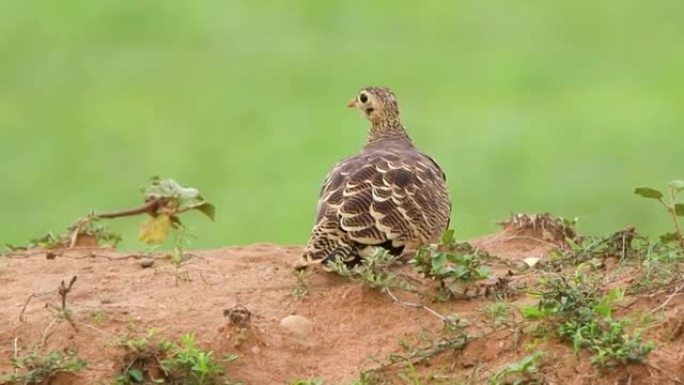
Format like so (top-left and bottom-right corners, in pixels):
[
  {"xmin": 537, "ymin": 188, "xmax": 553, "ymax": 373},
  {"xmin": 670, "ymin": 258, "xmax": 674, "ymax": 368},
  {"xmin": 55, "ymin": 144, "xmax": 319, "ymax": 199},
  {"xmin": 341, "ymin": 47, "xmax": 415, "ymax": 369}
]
[{"xmin": 316, "ymin": 150, "xmax": 450, "ymax": 249}]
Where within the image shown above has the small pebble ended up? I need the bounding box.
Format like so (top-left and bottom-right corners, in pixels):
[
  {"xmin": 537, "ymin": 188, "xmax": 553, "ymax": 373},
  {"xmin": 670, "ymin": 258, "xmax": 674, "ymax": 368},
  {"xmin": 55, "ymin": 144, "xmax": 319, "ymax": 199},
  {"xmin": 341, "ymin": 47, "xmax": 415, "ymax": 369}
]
[
  {"xmin": 140, "ymin": 258, "xmax": 155, "ymax": 268},
  {"xmin": 279, "ymin": 315, "xmax": 313, "ymax": 339}
]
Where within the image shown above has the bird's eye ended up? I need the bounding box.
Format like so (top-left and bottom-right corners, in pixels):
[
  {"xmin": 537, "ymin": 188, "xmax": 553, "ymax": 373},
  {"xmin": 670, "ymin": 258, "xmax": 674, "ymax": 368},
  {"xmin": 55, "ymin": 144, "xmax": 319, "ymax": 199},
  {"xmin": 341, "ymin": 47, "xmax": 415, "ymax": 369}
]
[{"xmin": 359, "ymin": 93, "xmax": 368, "ymax": 103}]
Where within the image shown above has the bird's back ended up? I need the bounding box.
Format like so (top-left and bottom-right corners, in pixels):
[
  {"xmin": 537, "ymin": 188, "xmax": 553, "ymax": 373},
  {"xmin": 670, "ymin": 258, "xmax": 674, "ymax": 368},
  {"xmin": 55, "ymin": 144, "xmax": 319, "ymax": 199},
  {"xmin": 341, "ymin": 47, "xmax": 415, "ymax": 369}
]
[{"xmin": 307, "ymin": 138, "xmax": 451, "ymax": 263}]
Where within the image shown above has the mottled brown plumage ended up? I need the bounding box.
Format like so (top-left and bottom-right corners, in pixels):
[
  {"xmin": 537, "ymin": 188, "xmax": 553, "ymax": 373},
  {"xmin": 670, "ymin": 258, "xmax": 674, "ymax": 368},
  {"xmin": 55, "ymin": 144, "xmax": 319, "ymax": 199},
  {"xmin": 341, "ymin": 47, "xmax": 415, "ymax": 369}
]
[{"xmin": 301, "ymin": 86, "xmax": 451, "ymax": 267}]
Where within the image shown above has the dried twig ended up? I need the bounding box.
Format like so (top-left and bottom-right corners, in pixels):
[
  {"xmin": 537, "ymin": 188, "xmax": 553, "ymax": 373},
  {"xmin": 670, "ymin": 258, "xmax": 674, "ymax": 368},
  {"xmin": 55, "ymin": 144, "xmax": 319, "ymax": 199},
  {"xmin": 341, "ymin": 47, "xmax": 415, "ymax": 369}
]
[
  {"xmin": 59, "ymin": 276, "xmax": 78, "ymax": 311},
  {"xmin": 649, "ymin": 283, "xmax": 684, "ymax": 314},
  {"xmin": 41, "ymin": 318, "xmax": 58, "ymax": 348},
  {"xmin": 645, "ymin": 361, "xmax": 684, "ymax": 384},
  {"xmin": 383, "ymin": 287, "xmax": 449, "ymax": 324},
  {"xmin": 18, "ymin": 294, "xmax": 35, "ymax": 323}
]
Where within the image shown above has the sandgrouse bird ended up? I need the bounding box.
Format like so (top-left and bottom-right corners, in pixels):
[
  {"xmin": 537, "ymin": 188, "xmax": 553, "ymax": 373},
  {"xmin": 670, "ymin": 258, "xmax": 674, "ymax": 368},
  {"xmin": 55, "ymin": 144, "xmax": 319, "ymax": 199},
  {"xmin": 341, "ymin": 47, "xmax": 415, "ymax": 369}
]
[{"xmin": 301, "ymin": 86, "xmax": 451, "ymax": 268}]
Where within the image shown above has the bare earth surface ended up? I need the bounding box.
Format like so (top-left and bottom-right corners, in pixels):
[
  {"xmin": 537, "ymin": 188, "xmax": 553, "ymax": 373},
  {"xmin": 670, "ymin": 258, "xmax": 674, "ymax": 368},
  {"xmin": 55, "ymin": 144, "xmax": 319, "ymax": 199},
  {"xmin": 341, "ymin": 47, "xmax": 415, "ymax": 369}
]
[{"xmin": 1, "ymin": 231, "xmax": 683, "ymax": 384}]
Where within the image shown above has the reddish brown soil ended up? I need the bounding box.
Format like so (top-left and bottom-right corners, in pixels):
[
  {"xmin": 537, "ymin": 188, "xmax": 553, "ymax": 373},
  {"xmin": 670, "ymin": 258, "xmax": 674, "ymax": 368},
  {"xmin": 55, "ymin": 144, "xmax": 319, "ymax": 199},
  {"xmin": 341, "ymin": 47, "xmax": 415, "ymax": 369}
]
[{"xmin": 1, "ymin": 232, "xmax": 683, "ymax": 384}]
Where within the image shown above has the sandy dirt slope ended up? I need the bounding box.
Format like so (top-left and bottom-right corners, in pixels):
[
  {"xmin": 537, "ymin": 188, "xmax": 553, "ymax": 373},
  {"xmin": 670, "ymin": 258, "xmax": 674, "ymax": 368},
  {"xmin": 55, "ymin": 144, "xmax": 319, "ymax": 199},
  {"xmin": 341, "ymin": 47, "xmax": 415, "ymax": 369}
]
[{"xmin": 1, "ymin": 232, "xmax": 683, "ymax": 384}]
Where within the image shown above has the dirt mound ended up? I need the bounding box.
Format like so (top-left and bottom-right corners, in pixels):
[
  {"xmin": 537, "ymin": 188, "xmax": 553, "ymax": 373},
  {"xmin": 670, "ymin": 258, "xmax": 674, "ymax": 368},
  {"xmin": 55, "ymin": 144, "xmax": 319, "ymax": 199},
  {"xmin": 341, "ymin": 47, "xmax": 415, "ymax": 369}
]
[{"xmin": 1, "ymin": 231, "xmax": 683, "ymax": 384}]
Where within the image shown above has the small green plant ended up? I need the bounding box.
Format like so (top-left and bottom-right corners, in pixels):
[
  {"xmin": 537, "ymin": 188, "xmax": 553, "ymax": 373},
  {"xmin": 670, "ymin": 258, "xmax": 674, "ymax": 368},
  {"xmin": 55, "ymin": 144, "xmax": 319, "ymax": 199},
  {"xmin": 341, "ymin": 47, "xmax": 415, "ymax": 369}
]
[
  {"xmin": 161, "ymin": 334, "xmax": 234, "ymax": 385},
  {"xmin": 166, "ymin": 228, "xmax": 196, "ymax": 285},
  {"xmin": 349, "ymin": 370, "xmax": 383, "ymax": 385},
  {"xmin": 483, "ymin": 302, "xmax": 513, "ymax": 327},
  {"xmin": 386, "ymin": 317, "xmax": 472, "ymax": 373},
  {"xmin": 546, "ymin": 227, "xmax": 640, "ymax": 267},
  {"xmin": 67, "ymin": 213, "xmax": 123, "ymax": 247},
  {"xmin": 522, "ymin": 275, "xmax": 654, "ymax": 368},
  {"xmin": 0, "ymin": 350, "xmax": 86, "ymax": 384},
  {"xmin": 632, "ymin": 240, "xmax": 684, "ymax": 292},
  {"xmin": 635, "ymin": 179, "xmax": 684, "ymax": 248},
  {"xmin": 5, "ymin": 232, "xmax": 63, "ymax": 251},
  {"xmin": 114, "ymin": 331, "xmax": 237, "ymax": 385},
  {"xmin": 114, "ymin": 329, "xmax": 173, "ymax": 385},
  {"xmin": 291, "ymin": 269, "xmax": 311, "ymax": 299},
  {"xmin": 89, "ymin": 310, "xmax": 106, "ymax": 325},
  {"xmin": 488, "ymin": 351, "xmax": 544, "ymax": 385},
  {"xmin": 327, "ymin": 248, "xmax": 412, "ymax": 291},
  {"xmin": 410, "ymin": 230, "xmax": 490, "ymax": 298},
  {"xmin": 122, "ymin": 176, "xmax": 215, "ymax": 245}
]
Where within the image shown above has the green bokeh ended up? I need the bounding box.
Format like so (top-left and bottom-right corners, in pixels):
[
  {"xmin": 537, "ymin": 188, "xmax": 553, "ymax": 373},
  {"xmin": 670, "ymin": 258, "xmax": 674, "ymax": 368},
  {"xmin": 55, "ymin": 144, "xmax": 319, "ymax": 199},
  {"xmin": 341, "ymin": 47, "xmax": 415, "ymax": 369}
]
[{"xmin": 1, "ymin": 0, "xmax": 683, "ymax": 250}]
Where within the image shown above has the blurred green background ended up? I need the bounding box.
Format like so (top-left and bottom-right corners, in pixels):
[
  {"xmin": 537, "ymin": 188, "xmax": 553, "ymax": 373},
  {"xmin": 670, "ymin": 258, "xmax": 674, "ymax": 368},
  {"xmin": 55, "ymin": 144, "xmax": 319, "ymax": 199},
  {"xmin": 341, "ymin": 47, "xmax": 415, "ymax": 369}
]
[{"xmin": 1, "ymin": 0, "xmax": 683, "ymax": 250}]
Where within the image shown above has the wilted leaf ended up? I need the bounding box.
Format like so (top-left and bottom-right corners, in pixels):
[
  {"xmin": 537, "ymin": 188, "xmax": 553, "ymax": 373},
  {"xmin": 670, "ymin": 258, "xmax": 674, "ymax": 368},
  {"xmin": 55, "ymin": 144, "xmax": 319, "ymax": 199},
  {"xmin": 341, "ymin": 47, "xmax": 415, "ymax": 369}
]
[
  {"xmin": 189, "ymin": 202, "xmax": 215, "ymax": 221},
  {"xmin": 634, "ymin": 187, "xmax": 663, "ymax": 200},
  {"xmin": 139, "ymin": 215, "xmax": 172, "ymax": 244},
  {"xmin": 669, "ymin": 179, "xmax": 684, "ymax": 192},
  {"xmin": 659, "ymin": 232, "xmax": 679, "ymax": 244},
  {"xmin": 523, "ymin": 257, "xmax": 540, "ymax": 267},
  {"xmin": 675, "ymin": 203, "xmax": 684, "ymax": 217}
]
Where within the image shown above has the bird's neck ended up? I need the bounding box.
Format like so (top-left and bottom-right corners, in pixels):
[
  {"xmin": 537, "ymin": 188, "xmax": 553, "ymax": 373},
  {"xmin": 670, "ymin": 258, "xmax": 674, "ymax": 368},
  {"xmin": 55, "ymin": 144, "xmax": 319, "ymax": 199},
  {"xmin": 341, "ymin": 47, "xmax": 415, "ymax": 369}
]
[{"xmin": 367, "ymin": 119, "xmax": 412, "ymax": 145}]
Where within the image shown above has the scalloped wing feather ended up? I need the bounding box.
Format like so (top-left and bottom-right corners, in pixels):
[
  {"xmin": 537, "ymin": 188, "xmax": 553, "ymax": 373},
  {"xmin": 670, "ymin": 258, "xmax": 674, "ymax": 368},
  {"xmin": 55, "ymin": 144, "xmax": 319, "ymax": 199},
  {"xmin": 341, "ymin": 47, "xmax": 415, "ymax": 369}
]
[{"xmin": 303, "ymin": 145, "xmax": 451, "ymax": 264}]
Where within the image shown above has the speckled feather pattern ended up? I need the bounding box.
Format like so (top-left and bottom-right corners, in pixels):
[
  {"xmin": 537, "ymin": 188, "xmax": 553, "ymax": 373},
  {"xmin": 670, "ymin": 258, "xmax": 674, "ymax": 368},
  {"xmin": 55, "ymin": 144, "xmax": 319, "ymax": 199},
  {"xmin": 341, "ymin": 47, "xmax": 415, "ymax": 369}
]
[{"xmin": 302, "ymin": 87, "xmax": 451, "ymax": 265}]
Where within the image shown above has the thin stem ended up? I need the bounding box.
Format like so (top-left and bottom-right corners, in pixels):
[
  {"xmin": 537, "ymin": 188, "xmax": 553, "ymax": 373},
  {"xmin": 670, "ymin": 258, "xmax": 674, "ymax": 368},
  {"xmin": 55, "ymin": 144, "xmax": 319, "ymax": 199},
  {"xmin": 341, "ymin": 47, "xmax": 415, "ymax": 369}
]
[
  {"xmin": 95, "ymin": 199, "xmax": 160, "ymax": 219},
  {"xmin": 660, "ymin": 195, "xmax": 684, "ymax": 248},
  {"xmin": 664, "ymin": 191, "xmax": 684, "ymax": 249}
]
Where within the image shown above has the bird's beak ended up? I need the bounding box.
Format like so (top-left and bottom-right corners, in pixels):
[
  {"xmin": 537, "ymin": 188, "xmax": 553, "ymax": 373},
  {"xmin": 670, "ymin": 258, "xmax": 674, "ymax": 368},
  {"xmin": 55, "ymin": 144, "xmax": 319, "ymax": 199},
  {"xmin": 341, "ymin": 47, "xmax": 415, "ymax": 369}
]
[{"xmin": 347, "ymin": 98, "xmax": 358, "ymax": 108}]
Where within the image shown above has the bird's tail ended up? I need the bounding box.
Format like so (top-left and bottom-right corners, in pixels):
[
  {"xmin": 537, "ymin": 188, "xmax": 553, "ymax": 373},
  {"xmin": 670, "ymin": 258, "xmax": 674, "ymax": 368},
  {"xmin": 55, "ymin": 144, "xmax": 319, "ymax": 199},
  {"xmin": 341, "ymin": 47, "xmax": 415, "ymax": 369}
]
[{"xmin": 298, "ymin": 218, "xmax": 359, "ymax": 269}]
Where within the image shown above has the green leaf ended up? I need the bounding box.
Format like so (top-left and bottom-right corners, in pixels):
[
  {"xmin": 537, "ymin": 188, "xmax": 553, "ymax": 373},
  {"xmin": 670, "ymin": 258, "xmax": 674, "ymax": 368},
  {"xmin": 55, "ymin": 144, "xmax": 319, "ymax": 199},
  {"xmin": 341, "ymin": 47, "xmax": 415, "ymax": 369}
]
[
  {"xmin": 521, "ymin": 305, "xmax": 545, "ymax": 320},
  {"xmin": 633, "ymin": 187, "xmax": 663, "ymax": 200},
  {"xmin": 669, "ymin": 179, "xmax": 684, "ymax": 192},
  {"xmin": 440, "ymin": 229, "xmax": 455, "ymax": 245},
  {"xmin": 675, "ymin": 203, "xmax": 684, "ymax": 217},
  {"xmin": 193, "ymin": 202, "xmax": 216, "ymax": 220},
  {"xmin": 593, "ymin": 302, "xmax": 611, "ymax": 319},
  {"xmin": 129, "ymin": 368, "xmax": 144, "ymax": 382},
  {"xmin": 431, "ymin": 252, "xmax": 447, "ymax": 272},
  {"xmin": 660, "ymin": 232, "xmax": 680, "ymax": 244}
]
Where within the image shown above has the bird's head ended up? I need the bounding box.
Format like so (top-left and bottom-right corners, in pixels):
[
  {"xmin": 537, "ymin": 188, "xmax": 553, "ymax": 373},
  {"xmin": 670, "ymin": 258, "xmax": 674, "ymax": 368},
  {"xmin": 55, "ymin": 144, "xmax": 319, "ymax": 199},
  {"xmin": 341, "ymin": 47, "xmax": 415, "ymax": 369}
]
[{"xmin": 347, "ymin": 86, "xmax": 400, "ymax": 125}]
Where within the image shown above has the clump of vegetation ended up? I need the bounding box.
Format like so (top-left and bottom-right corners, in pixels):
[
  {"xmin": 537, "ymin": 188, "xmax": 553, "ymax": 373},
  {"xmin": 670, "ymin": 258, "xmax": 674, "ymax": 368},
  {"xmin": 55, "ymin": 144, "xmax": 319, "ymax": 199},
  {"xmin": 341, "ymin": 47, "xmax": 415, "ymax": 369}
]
[
  {"xmin": 500, "ymin": 212, "xmax": 579, "ymax": 247},
  {"xmin": 488, "ymin": 351, "xmax": 545, "ymax": 385},
  {"xmin": 114, "ymin": 330, "xmax": 238, "ymax": 385},
  {"xmin": 483, "ymin": 301, "xmax": 514, "ymax": 327},
  {"xmin": 327, "ymin": 248, "xmax": 412, "ymax": 291},
  {"xmin": 545, "ymin": 226, "xmax": 638, "ymax": 266},
  {"xmin": 634, "ymin": 179, "xmax": 684, "ymax": 247},
  {"xmin": 134, "ymin": 177, "xmax": 215, "ymax": 245},
  {"xmin": 291, "ymin": 269, "xmax": 311, "ymax": 299},
  {"xmin": 114, "ymin": 329, "xmax": 173, "ymax": 385},
  {"xmin": 161, "ymin": 334, "xmax": 237, "ymax": 385},
  {"xmin": 522, "ymin": 274, "xmax": 654, "ymax": 368},
  {"xmin": 0, "ymin": 350, "xmax": 86, "ymax": 385},
  {"xmin": 348, "ymin": 370, "xmax": 383, "ymax": 385},
  {"xmin": 633, "ymin": 240, "xmax": 684, "ymax": 292},
  {"xmin": 5, "ymin": 177, "xmax": 214, "ymax": 251},
  {"xmin": 6, "ymin": 214, "xmax": 122, "ymax": 250},
  {"xmin": 411, "ymin": 230, "xmax": 490, "ymax": 299}
]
